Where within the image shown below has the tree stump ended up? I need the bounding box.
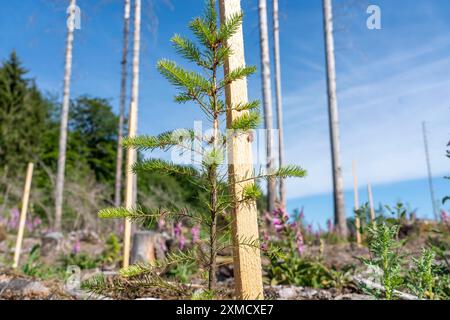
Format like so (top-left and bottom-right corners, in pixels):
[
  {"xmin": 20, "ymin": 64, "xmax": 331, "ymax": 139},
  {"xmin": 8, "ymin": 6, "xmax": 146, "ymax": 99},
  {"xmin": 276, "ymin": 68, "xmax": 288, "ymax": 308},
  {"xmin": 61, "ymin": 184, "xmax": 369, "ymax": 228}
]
[
  {"xmin": 130, "ymin": 231, "xmax": 164, "ymax": 265},
  {"xmin": 40, "ymin": 232, "xmax": 64, "ymax": 256}
]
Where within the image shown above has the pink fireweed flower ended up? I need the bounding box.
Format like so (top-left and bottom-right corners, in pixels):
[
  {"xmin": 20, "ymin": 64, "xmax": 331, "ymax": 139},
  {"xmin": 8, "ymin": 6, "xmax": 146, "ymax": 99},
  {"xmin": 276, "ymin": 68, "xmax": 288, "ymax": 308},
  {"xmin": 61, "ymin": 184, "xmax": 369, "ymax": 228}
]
[
  {"xmin": 178, "ymin": 234, "xmax": 186, "ymax": 250},
  {"xmin": 272, "ymin": 217, "xmax": 284, "ymax": 232},
  {"xmin": 299, "ymin": 207, "xmax": 305, "ymax": 222},
  {"xmin": 191, "ymin": 224, "xmax": 200, "ymax": 243},
  {"xmin": 174, "ymin": 222, "xmax": 182, "ymax": 238},
  {"xmin": 261, "ymin": 231, "xmax": 270, "ymax": 251},
  {"xmin": 26, "ymin": 221, "xmax": 33, "ymax": 233},
  {"xmin": 441, "ymin": 210, "xmax": 449, "ymax": 224},
  {"xmin": 158, "ymin": 218, "xmax": 166, "ymax": 231},
  {"xmin": 264, "ymin": 211, "xmax": 271, "ymax": 225},
  {"xmin": 290, "ymin": 221, "xmax": 298, "ymax": 230},
  {"xmin": 33, "ymin": 217, "xmax": 42, "ymax": 228},
  {"xmin": 72, "ymin": 239, "xmax": 81, "ymax": 255},
  {"xmin": 7, "ymin": 208, "xmax": 20, "ymax": 230},
  {"xmin": 296, "ymin": 230, "xmax": 305, "ymax": 255}
]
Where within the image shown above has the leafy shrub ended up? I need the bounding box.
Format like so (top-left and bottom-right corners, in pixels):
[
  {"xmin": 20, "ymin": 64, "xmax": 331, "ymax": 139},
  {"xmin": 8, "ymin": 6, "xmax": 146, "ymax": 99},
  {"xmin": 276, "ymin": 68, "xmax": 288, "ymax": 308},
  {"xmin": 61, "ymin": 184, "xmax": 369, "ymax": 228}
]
[
  {"xmin": 60, "ymin": 252, "xmax": 99, "ymax": 270},
  {"xmin": 360, "ymin": 223, "xmax": 404, "ymax": 299},
  {"xmin": 99, "ymin": 233, "xmax": 121, "ymax": 266}
]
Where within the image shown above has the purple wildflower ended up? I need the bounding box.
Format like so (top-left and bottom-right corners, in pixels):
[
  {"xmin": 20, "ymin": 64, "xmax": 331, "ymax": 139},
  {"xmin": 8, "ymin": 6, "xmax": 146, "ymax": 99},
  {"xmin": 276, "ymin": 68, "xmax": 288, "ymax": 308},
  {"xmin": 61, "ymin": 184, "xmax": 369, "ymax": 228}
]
[
  {"xmin": 290, "ymin": 221, "xmax": 298, "ymax": 230},
  {"xmin": 307, "ymin": 224, "xmax": 313, "ymax": 235},
  {"xmin": 299, "ymin": 207, "xmax": 305, "ymax": 222},
  {"xmin": 158, "ymin": 218, "xmax": 166, "ymax": 231},
  {"xmin": 441, "ymin": 210, "xmax": 449, "ymax": 224},
  {"xmin": 178, "ymin": 234, "xmax": 186, "ymax": 250},
  {"xmin": 7, "ymin": 208, "xmax": 20, "ymax": 230},
  {"xmin": 174, "ymin": 222, "xmax": 182, "ymax": 238},
  {"xmin": 72, "ymin": 239, "xmax": 81, "ymax": 255},
  {"xmin": 191, "ymin": 224, "xmax": 200, "ymax": 243},
  {"xmin": 272, "ymin": 217, "xmax": 284, "ymax": 232},
  {"xmin": 261, "ymin": 231, "xmax": 270, "ymax": 251},
  {"xmin": 33, "ymin": 217, "xmax": 42, "ymax": 228},
  {"xmin": 26, "ymin": 221, "xmax": 33, "ymax": 233},
  {"xmin": 264, "ymin": 211, "xmax": 271, "ymax": 225},
  {"xmin": 296, "ymin": 230, "xmax": 305, "ymax": 255}
]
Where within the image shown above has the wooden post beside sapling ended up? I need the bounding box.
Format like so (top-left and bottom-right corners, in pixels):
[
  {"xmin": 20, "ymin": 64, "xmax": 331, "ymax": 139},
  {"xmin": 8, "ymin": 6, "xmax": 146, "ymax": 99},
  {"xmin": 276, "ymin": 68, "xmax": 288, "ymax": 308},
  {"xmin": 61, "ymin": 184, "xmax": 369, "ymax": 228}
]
[
  {"xmin": 13, "ymin": 162, "xmax": 34, "ymax": 269},
  {"xmin": 219, "ymin": 0, "xmax": 264, "ymax": 300},
  {"xmin": 368, "ymin": 183, "xmax": 376, "ymax": 227},
  {"xmin": 352, "ymin": 161, "xmax": 361, "ymax": 246}
]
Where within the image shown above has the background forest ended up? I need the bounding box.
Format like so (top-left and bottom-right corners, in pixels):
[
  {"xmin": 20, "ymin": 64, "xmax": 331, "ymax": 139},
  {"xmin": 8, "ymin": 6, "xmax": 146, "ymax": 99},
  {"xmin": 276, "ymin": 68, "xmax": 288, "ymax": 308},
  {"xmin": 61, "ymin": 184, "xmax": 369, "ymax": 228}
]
[{"xmin": 0, "ymin": 52, "xmax": 208, "ymax": 232}]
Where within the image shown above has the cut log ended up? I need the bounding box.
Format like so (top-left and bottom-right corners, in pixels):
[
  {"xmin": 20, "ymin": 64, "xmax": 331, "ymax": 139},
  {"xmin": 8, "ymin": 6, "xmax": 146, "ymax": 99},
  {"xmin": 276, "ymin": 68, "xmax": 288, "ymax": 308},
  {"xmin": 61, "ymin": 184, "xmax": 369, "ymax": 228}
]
[
  {"xmin": 40, "ymin": 232, "xmax": 64, "ymax": 256},
  {"xmin": 130, "ymin": 231, "xmax": 164, "ymax": 265}
]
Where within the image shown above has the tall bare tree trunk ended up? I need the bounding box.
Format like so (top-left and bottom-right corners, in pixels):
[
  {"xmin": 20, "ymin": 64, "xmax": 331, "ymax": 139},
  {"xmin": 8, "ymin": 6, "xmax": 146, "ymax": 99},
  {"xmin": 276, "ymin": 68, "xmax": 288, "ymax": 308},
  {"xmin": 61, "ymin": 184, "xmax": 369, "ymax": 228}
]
[
  {"xmin": 322, "ymin": 0, "xmax": 347, "ymax": 237},
  {"xmin": 258, "ymin": 0, "xmax": 276, "ymax": 213},
  {"xmin": 114, "ymin": 0, "xmax": 131, "ymax": 208},
  {"xmin": 123, "ymin": 0, "xmax": 141, "ymax": 268},
  {"xmin": 272, "ymin": 0, "xmax": 286, "ymax": 208},
  {"xmin": 55, "ymin": 0, "xmax": 76, "ymax": 231}
]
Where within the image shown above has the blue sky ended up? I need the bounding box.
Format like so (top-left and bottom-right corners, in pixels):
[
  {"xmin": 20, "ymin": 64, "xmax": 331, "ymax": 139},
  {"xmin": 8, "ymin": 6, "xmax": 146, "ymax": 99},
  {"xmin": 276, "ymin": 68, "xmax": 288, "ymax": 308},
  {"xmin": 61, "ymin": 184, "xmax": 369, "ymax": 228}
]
[{"xmin": 0, "ymin": 0, "xmax": 449, "ymax": 227}]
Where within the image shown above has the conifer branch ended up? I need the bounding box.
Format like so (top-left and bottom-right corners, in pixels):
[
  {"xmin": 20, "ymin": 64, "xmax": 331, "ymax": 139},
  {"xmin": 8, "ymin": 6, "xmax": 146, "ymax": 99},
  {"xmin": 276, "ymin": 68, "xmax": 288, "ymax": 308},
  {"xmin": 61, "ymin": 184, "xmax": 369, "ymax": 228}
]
[{"xmin": 230, "ymin": 111, "xmax": 261, "ymax": 131}]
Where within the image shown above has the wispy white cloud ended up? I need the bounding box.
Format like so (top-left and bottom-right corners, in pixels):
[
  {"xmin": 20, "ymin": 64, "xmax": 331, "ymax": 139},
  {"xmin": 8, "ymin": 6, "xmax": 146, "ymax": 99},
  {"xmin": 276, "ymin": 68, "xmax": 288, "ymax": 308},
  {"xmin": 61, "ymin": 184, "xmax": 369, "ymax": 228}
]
[{"xmin": 283, "ymin": 34, "xmax": 450, "ymax": 199}]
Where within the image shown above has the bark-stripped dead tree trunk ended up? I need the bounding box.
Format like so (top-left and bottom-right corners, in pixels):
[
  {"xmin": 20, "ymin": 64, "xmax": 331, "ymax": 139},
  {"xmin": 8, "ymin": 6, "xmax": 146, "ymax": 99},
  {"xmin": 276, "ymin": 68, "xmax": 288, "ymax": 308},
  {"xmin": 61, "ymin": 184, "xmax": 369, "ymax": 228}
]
[
  {"xmin": 272, "ymin": 0, "xmax": 286, "ymax": 208},
  {"xmin": 114, "ymin": 0, "xmax": 131, "ymax": 208},
  {"xmin": 219, "ymin": 0, "xmax": 264, "ymax": 300},
  {"xmin": 258, "ymin": 0, "xmax": 276, "ymax": 213},
  {"xmin": 123, "ymin": 0, "xmax": 141, "ymax": 268},
  {"xmin": 322, "ymin": 0, "xmax": 347, "ymax": 237},
  {"xmin": 55, "ymin": 0, "xmax": 77, "ymax": 231}
]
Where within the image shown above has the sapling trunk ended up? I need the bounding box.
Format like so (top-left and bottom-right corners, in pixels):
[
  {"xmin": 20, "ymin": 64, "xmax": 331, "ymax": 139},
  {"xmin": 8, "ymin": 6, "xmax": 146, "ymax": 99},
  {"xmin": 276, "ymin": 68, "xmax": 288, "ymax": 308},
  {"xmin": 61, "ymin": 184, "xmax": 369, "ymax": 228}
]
[{"xmin": 208, "ymin": 65, "xmax": 220, "ymax": 290}]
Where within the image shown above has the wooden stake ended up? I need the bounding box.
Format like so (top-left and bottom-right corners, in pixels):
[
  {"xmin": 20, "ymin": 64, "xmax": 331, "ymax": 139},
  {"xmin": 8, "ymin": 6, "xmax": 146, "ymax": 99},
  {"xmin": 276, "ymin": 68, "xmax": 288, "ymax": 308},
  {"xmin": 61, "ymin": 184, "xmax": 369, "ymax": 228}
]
[
  {"xmin": 13, "ymin": 163, "xmax": 34, "ymax": 269},
  {"xmin": 219, "ymin": 0, "xmax": 264, "ymax": 300},
  {"xmin": 352, "ymin": 161, "xmax": 361, "ymax": 246},
  {"xmin": 123, "ymin": 0, "xmax": 141, "ymax": 268},
  {"xmin": 367, "ymin": 183, "xmax": 376, "ymax": 226}
]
